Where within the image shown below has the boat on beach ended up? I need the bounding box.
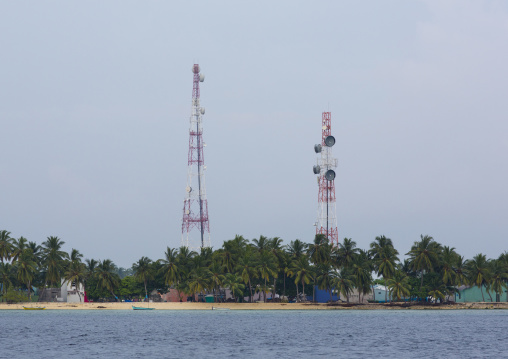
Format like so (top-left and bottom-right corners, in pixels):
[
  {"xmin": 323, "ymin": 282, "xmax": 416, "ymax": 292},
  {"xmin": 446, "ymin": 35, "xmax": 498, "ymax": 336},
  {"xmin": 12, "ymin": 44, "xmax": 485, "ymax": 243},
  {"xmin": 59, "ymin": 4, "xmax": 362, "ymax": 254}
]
[
  {"xmin": 23, "ymin": 306, "xmax": 45, "ymax": 310},
  {"xmin": 211, "ymin": 307, "xmax": 230, "ymax": 311},
  {"xmin": 132, "ymin": 305, "xmax": 155, "ymax": 310}
]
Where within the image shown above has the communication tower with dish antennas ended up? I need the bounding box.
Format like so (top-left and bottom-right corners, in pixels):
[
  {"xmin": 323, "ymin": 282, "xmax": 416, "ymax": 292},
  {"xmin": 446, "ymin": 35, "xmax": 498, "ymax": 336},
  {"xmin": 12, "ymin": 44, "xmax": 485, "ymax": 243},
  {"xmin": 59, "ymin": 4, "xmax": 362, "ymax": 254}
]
[
  {"xmin": 181, "ymin": 64, "xmax": 211, "ymax": 249},
  {"xmin": 313, "ymin": 112, "xmax": 338, "ymax": 246}
]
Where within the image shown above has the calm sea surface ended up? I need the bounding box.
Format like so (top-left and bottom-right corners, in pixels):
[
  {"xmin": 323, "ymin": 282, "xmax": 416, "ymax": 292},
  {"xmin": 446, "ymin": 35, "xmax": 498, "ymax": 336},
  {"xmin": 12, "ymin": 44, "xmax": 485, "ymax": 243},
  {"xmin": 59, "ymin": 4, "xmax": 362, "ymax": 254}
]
[{"xmin": 1, "ymin": 309, "xmax": 507, "ymax": 358}]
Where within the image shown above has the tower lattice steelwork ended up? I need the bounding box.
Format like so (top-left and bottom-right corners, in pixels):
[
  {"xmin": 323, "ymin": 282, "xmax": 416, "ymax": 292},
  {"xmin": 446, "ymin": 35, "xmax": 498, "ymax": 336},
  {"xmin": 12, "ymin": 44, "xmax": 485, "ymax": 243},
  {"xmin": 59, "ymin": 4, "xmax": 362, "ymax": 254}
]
[
  {"xmin": 313, "ymin": 112, "xmax": 338, "ymax": 246},
  {"xmin": 181, "ymin": 64, "xmax": 211, "ymax": 249}
]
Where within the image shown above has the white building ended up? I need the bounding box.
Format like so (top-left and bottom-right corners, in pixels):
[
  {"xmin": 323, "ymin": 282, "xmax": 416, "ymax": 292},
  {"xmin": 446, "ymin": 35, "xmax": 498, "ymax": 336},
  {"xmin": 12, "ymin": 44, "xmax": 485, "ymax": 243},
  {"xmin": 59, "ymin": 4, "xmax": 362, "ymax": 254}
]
[{"xmin": 57, "ymin": 280, "xmax": 85, "ymax": 303}]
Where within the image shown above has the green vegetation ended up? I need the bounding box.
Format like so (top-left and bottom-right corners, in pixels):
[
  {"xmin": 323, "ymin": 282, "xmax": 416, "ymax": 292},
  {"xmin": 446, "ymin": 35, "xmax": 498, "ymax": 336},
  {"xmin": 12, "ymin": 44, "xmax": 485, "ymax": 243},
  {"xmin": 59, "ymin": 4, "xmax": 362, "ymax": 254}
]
[
  {"xmin": 4, "ymin": 288, "xmax": 29, "ymax": 303},
  {"xmin": 0, "ymin": 229, "xmax": 507, "ymax": 303}
]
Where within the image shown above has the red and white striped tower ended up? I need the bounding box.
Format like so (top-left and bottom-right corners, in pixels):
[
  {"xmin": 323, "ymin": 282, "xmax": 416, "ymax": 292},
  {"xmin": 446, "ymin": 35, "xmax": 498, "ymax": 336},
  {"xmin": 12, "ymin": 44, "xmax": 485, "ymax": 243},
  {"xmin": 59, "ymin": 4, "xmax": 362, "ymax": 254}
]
[
  {"xmin": 313, "ymin": 112, "xmax": 338, "ymax": 246},
  {"xmin": 182, "ymin": 64, "xmax": 211, "ymax": 249}
]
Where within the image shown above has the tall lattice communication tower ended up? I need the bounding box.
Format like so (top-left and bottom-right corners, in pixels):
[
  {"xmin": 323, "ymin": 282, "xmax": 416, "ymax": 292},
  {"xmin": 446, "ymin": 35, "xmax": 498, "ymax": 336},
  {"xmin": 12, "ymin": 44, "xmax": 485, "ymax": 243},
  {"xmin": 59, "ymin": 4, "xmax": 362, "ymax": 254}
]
[
  {"xmin": 181, "ymin": 64, "xmax": 211, "ymax": 249},
  {"xmin": 313, "ymin": 112, "xmax": 338, "ymax": 246}
]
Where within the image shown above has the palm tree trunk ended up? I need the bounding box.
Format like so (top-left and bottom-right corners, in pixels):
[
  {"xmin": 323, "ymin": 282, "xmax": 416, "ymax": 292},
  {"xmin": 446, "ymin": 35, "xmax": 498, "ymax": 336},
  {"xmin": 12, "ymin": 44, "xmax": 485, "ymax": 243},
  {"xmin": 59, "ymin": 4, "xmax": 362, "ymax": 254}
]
[
  {"xmin": 249, "ymin": 279, "xmax": 253, "ymax": 303},
  {"xmin": 273, "ymin": 277, "xmax": 276, "ymax": 301},
  {"xmin": 384, "ymin": 277, "xmax": 388, "ymax": 303},
  {"xmin": 302, "ymin": 280, "xmax": 305, "ymax": 302},
  {"xmin": 264, "ymin": 278, "xmax": 267, "ymax": 303},
  {"xmin": 487, "ymin": 287, "xmax": 493, "ymax": 302},
  {"xmin": 40, "ymin": 280, "xmax": 48, "ymax": 302},
  {"xmin": 283, "ymin": 272, "xmax": 286, "ymax": 298},
  {"xmin": 144, "ymin": 280, "xmax": 148, "ymax": 302},
  {"xmin": 296, "ymin": 283, "xmax": 299, "ymax": 302},
  {"xmin": 312, "ymin": 276, "xmax": 315, "ymax": 302}
]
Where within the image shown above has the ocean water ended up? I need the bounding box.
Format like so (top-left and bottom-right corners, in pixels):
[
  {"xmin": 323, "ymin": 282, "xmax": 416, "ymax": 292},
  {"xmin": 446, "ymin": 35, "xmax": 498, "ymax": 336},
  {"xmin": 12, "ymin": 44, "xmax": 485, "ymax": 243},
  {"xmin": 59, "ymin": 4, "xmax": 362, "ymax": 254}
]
[{"xmin": 1, "ymin": 309, "xmax": 507, "ymax": 358}]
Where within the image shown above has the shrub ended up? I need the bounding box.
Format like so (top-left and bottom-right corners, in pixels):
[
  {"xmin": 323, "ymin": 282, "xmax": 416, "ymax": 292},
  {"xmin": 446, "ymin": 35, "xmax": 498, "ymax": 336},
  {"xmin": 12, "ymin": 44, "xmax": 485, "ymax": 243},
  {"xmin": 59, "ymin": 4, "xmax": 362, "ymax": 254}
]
[{"xmin": 4, "ymin": 289, "xmax": 29, "ymax": 304}]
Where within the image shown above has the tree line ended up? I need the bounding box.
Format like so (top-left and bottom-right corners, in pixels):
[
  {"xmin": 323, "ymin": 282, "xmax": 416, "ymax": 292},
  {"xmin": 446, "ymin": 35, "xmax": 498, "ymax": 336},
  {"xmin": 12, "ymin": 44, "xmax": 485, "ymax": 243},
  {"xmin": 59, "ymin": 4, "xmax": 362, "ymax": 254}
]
[{"xmin": 1, "ymin": 229, "xmax": 507, "ymax": 303}]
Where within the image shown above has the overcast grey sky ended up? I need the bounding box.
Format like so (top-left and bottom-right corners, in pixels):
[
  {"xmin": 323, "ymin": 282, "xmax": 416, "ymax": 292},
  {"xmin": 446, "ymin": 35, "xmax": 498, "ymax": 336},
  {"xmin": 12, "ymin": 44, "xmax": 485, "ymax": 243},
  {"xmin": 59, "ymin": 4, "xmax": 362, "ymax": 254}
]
[{"xmin": 1, "ymin": 1, "xmax": 507, "ymax": 267}]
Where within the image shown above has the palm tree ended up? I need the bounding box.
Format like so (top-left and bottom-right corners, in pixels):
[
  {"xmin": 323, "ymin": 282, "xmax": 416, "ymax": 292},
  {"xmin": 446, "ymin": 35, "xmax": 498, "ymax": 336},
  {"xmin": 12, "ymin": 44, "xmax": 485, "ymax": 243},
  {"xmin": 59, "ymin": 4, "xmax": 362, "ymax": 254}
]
[
  {"xmin": 308, "ymin": 234, "xmax": 331, "ymax": 265},
  {"xmin": 290, "ymin": 256, "xmax": 312, "ymax": 302},
  {"xmin": 64, "ymin": 260, "xmax": 86, "ymax": 302},
  {"xmin": 95, "ymin": 259, "xmax": 120, "ymax": 301},
  {"xmin": 229, "ymin": 235, "xmax": 248, "ymax": 255},
  {"xmin": 498, "ymin": 252, "xmax": 508, "ymax": 269},
  {"xmin": 257, "ymin": 251, "xmax": 278, "ymax": 302},
  {"xmin": 208, "ymin": 261, "xmax": 225, "ymax": 302},
  {"xmin": 427, "ymin": 277, "xmax": 446, "ymax": 303},
  {"xmin": 454, "ymin": 255, "xmax": 468, "ymax": 287},
  {"xmin": 223, "ymin": 273, "xmax": 245, "ymax": 302},
  {"xmin": 236, "ymin": 249, "xmax": 258, "ymax": 302},
  {"xmin": 132, "ymin": 257, "xmax": 153, "ymax": 301},
  {"xmin": 287, "ymin": 239, "xmax": 307, "ymax": 260},
  {"xmin": 336, "ymin": 238, "xmax": 359, "ymax": 269},
  {"xmin": 350, "ymin": 249, "xmax": 373, "ymax": 303},
  {"xmin": 370, "ymin": 235, "xmax": 399, "ymax": 302},
  {"xmin": 252, "ymin": 235, "xmax": 270, "ymax": 253},
  {"xmin": 0, "ymin": 263, "xmax": 14, "ymax": 299},
  {"xmin": 386, "ymin": 270, "xmax": 410, "ymax": 301},
  {"xmin": 268, "ymin": 237, "xmax": 285, "ymax": 300},
  {"xmin": 332, "ymin": 269, "xmax": 355, "ymax": 303},
  {"xmin": 16, "ymin": 250, "xmax": 37, "ymax": 301},
  {"xmin": 279, "ymin": 252, "xmax": 294, "ymax": 299},
  {"xmin": 0, "ymin": 230, "xmax": 14, "ymax": 263},
  {"xmin": 316, "ymin": 263, "xmax": 336, "ymax": 301},
  {"xmin": 177, "ymin": 246, "xmax": 197, "ymax": 279},
  {"xmin": 42, "ymin": 236, "xmax": 69, "ymax": 289},
  {"xmin": 10, "ymin": 236, "xmax": 28, "ymax": 262},
  {"xmin": 487, "ymin": 260, "xmax": 507, "ymax": 302},
  {"xmin": 440, "ymin": 246, "xmax": 457, "ymax": 286},
  {"xmin": 188, "ymin": 267, "xmax": 212, "ymax": 301},
  {"xmin": 406, "ymin": 235, "xmax": 441, "ymax": 290},
  {"xmin": 159, "ymin": 247, "xmax": 180, "ymax": 289},
  {"xmin": 85, "ymin": 258, "xmax": 98, "ymax": 281},
  {"xmin": 466, "ymin": 253, "xmax": 490, "ymax": 302},
  {"xmin": 69, "ymin": 248, "xmax": 83, "ymax": 264},
  {"xmin": 497, "ymin": 252, "xmax": 508, "ymax": 302},
  {"xmin": 218, "ymin": 243, "xmax": 235, "ymax": 274},
  {"xmin": 27, "ymin": 242, "xmax": 43, "ymax": 266}
]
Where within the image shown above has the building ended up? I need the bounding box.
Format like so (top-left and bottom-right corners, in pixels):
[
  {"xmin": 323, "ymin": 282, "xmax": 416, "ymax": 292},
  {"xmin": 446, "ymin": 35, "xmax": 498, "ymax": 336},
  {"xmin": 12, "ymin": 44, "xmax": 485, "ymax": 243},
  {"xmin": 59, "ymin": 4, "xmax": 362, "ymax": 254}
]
[
  {"xmin": 37, "ymin": 280, "xmax": 85, "ymax": 303},
  {"xmin": 161, "ymin": 289, "xmax": 188, "ymax": 302},
  {"xmin": 59, "ymin": 280, "xmax": 85, "ymax": 303},
  {"xmin": 455, "ymin": 285, "xmax": 508, "ymax": 303},
  {"xmin": 309, "ymin": 287, "xmax": 375, "ymax": 303}
]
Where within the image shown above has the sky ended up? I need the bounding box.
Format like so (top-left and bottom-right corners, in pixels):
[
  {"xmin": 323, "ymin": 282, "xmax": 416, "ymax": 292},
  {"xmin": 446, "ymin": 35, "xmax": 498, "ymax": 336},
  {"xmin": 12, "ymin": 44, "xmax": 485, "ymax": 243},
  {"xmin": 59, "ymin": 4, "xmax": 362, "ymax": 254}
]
[{"xmin": 1, "ymin": 1, "xmax": 507, "ymax": 268}]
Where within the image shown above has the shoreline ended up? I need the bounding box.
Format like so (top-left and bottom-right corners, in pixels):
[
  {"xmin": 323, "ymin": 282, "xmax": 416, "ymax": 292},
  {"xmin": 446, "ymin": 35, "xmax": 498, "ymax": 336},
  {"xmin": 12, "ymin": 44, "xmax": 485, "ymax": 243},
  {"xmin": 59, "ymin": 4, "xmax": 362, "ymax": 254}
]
[{"xmin": 1, "ymin": 302, "xmax": 508, "ymax": 310}]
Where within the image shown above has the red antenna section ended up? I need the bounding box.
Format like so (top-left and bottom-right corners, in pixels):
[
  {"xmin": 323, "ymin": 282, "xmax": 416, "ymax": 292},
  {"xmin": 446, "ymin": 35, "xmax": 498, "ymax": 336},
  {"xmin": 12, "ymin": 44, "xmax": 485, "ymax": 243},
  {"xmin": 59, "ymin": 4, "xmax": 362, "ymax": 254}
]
[{"xmin": 314, "ymin": 112, "xmax": 338, "ymax": 246}]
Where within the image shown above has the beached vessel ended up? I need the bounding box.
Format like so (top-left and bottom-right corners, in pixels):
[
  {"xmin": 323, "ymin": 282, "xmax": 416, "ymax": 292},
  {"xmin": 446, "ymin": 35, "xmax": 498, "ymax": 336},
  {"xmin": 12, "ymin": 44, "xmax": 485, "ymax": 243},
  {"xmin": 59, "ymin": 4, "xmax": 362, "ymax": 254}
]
[
  {"xmin": 132, "ymin": 305, "xmax": 155, "ymax": 310},
  {"xmin": 211, "ymin": 307, "xmax": 230, "ymax": 311},
  {"xmin": 23, "ymin": 306, "xmax": 46, "ymax": 310}
]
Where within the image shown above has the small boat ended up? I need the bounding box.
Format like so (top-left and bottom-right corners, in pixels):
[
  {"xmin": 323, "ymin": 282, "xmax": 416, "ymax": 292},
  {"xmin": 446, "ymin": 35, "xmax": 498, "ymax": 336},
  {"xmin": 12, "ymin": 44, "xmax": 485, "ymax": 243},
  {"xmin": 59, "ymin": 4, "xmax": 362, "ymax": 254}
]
[
  {"xmin": 23, "ymin": 306, "xmax": 45, "ymax": 310},
  {"xmin": 132, "ymin": 305, "xmax": 155, "ymax": 310},
  {"xmin": 211, "ymin": 307, "xmax": 230, "ymax": 311}
]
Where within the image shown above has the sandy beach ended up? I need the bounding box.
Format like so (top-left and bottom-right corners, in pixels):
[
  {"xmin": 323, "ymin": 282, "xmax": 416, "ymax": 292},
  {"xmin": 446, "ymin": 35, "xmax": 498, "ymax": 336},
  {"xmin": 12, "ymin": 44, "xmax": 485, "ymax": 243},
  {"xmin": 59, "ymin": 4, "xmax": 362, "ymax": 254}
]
[{"xmin": 1, "ymin": 302, "xmax": 507, "ymax": 310}]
